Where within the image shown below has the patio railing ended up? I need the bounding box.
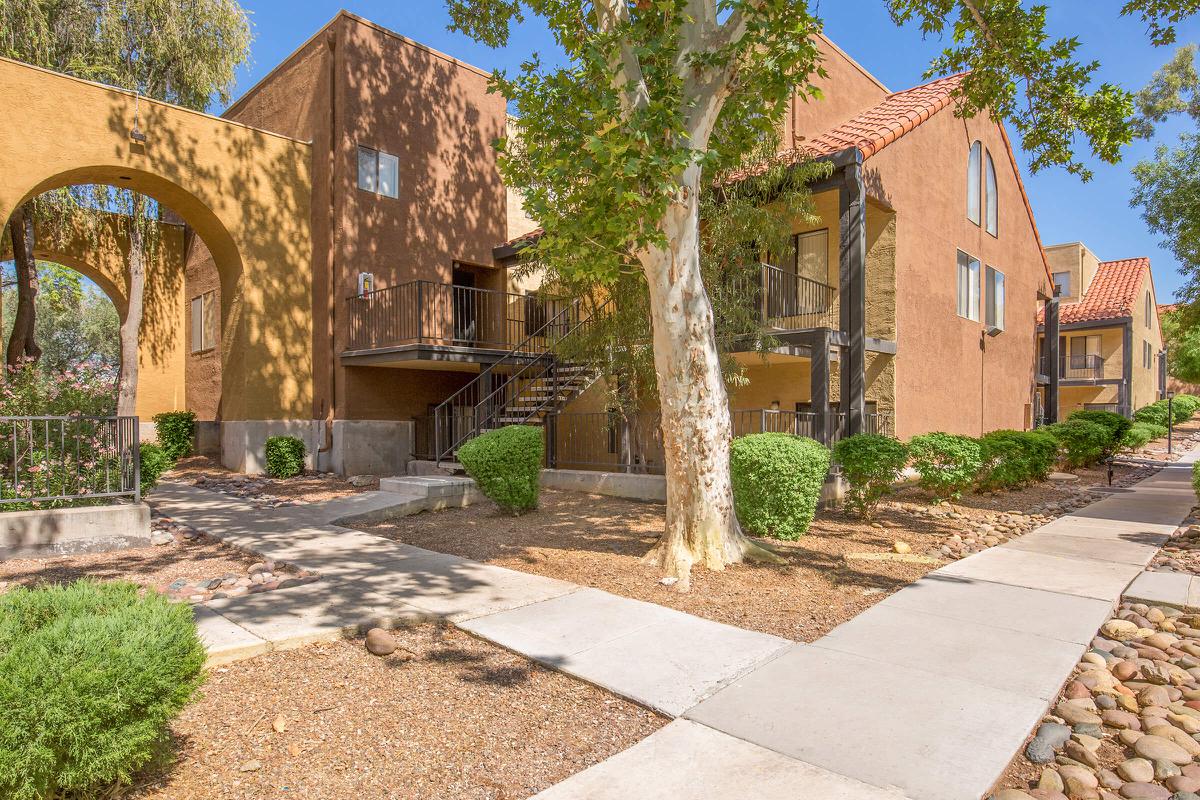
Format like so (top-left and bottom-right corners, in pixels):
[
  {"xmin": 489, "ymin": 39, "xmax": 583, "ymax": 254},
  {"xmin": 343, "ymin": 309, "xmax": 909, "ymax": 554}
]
[{"xmin": 0, "ymin": 416, "xmax": 140, "ymax": 506}]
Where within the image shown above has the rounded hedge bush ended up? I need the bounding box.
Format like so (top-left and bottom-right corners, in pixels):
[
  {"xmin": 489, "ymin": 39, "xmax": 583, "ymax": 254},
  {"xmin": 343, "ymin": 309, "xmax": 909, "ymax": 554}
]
[
  {"xmin": 1174, "ymin": 394, "xmax": 1200, "ymax": 420},
  {"xmin": 832, "ymin": 434, "xmax": 908, "ymax": 518},
  {"xmin": 1134, "ymin": 399, "xmax": 1190, "ymax": 427},
  {"xmin": 265, "ymin": 435, "xmax": 306, "ymax": 478},
  {"xmin": 977, "ymin": 429, "xmax": 1059, "ymax": 491},
  {"xmin": 456, "ymin": 425, "xmax": 543, "ymax": 514},
  {"xmin": 1140, "ymin": 422, "xmax": 1170, "ymax": 440},
  {"xmin": 139, "ymin": 443, "xmax": 174, "ymax": 495},
  {"xmin": 1042, "ymin": 419, "xmax": 1109, "ymax": 468},
  {"xmin": 0, "ymin": 580, "xmax": 206, "ymax": 800},
  {"xmin": 152, "ymin": 411, "xmax": 196, "ymax": 461},
  {"xmin": 907, "ymin": 432, "xmax": 982, "ymax": 500},
  {"xmin": 731, "ymin": 433, "xmax": 830, "ymax": 539},
  {"xmin": 1121, "ymin": 423, "xmax": 1156, "ymax": 451},
  {"xmin": 1068, "ymin": 409, "xmax": 1132, "ymax": 459}
]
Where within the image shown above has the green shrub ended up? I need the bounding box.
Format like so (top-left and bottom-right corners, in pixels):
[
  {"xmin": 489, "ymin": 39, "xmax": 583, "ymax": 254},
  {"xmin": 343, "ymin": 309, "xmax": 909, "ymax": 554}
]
[
  {"xmin": 1068, "ymin": 409, "xmax": 1132, "ymax": 459},
  {"xmin": 264, "ymin": 435, "xmax": 306, "ymax": 479},
  {"xmin": 1134, "ymin": 399, "xmax": 1190, "ymax": 427},
  {"xmin": 152, "ymin": 411, "xmax": 196, "ymax": 461},
  {"xmin": 1194, "ymin": 462, "xmax": 1200, "ymax": 499},
  {"xmin": 139, "ymin": 443, "xmax": 174, "ymax": 495},
  {"xmin": 1121, "ymin": 423, "xmax": 1156, "ymax": 451},
  {"xmin": 1174, "ymin": 394, "xmax": 1200, "ymax": 421},
  {"xmin": 456, "ymin": 425, "xmax": 543, "ymax": 514},
  {"xmin": 832, "ymin": 434, "xmax": 908, "ymax": 518},
  {"xmin": 907, "ymin": 432, "xmax": 983, "ymax": 500},
  {"xmin": 0, "ymin": 580, "xmax": 206, "ymax": 800},
  {"xmin": 730, "ymin": 433, "xmax": 830, "ymax": 539},
  {"xmin": 1141, "ymin": 422, "xmax": 1170, "ymax": 440},
  {"xmin": 1042, "ymin": 419, "xmax": 1110, "ymax": 468},
  {"xmin": 977, "ymin": 429, "xmax": 1059, "ymax": 490}
]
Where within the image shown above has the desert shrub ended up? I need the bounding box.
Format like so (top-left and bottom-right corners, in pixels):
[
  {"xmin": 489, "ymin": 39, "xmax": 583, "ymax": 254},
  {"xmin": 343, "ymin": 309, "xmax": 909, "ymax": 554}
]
[
  {"xmin": 1194, "ymin": 462, "xmax": 1200, "ymax": 499},
  {"xmin": 907, "ymin": 432, "xmax": 983, "ymax": 500},
  {"xmin": 730, "ymin": 433, "xmax": 830, "ymax": 539},
  {"xmin": 456, "ymin": 425, "xmax": 543, "ymax": 514},
  {"xmin": 1134, "ymin": 399, "xmax": 1190, "ymax": 427},
  {"xmin": 1121, "ymin": 423, "xmax": 1156, "ymax": 451},
  {"xmin": 977, "ymin": 429, "xmax": 1059, "ymax": 490},
  {"xmin": 265, "ymin": 435, "xmax": 306, "ymax": 479},
  {"xmin": 832, "ymin": 434, "xmax": 908, "ymax": 518},
  {"xmin": 1042, "ymin": 419, "xmax": 1110, "ymax": 468},
  {"xmin": 1068, "ymin": 409, "xmax": 1132, "ymax": 459},
  {"xmin": 152, "ymin": 411, "xmax": 196, "ymax": 460},
  {"xmin": 0, "ymin": 580, "xmax": 205, "ymax": 800},
  {"xmin": 139, "ymin": 443, "xmax": 174, "ymax": 495},
  {"xmin": 1174, "ymin": 394, "xmax": 1200, "ymax": 420}
]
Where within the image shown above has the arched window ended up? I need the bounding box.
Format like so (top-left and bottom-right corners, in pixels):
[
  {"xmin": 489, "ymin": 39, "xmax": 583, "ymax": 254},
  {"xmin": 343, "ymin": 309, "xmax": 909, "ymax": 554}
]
[
  {"xmin": 967, "ymin": 141, "xmax": 981, "ymax": 225},
  {"xmin": 985, "ymin": 150, "xmax": 998, "ymax": 236}
]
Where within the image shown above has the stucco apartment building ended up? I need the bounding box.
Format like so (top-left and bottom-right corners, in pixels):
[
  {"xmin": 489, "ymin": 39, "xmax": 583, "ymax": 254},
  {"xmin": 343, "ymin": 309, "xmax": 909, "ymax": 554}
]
[
  {"xmin": 1037, "ymin": 244, "xmax": 1164, "ymax": 417},
  {"xmin": 167, "ymin": 11, "xmax": 1054, "ymax": 473}
]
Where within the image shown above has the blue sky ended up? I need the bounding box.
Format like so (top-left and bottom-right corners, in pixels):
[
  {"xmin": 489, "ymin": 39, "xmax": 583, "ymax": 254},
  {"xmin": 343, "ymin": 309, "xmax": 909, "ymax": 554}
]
[{"xmin": 228, "ymin": 1, "xmax": 1199, "ymax": 300}]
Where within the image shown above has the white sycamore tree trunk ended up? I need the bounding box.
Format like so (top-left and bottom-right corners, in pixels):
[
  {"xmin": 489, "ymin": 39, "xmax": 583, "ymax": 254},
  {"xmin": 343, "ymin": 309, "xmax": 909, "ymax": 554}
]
[
  {"xmin": 639, "ymin": 164, "xmax": 780, "ymax": 589},
  {"xmin": 117, "ymin": 194, "xmax": 145, "ymax": 417}
]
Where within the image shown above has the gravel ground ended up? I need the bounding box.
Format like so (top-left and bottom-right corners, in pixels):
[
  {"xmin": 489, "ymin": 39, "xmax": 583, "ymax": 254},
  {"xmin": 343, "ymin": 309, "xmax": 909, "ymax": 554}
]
[
  {"xmin": 357, "ymin": 467, "xmax": 1144, "ymax": 642},
  {"xmin": 166, "ymin": 456, "xmax": 372, "ymax": 507},
  {"xmin": 131, "ymin": 624, "xmax": 664, "ymax": 800}
]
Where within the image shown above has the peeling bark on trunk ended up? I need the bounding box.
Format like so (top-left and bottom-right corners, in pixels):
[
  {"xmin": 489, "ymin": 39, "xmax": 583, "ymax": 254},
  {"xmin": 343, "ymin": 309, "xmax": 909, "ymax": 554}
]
[
  {"xmin": 117, "ymin": 195, "xmax": 145, "ymax": 417},
  {"xmin": 6, "ymin": 203, "xmax": 40, "ymax": 368},
  {"xmin": 639, "ymin": 167, "xmax": 780, "ymax": 589}
]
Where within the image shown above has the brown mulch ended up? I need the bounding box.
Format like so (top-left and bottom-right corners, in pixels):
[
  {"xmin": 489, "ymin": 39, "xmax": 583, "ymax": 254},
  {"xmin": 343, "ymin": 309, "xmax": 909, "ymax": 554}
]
[
  {"xmin": 168, "ymin": 456, "xmax": 371, "ymax": 503},
  {"xmin": 131, "ymin": 624, "xmax": 664, "ymax": 800},
  {"xmin": 0, "ymin": 536, "xmax": 260, "ymax": 595}
]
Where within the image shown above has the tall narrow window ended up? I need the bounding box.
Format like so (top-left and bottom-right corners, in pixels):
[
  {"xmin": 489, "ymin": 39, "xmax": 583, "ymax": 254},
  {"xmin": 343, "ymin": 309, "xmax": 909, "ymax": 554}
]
[
  {"xmin": 957, "ymin": 250, "xmax": 981, "ymax": 321},
  {"xmin": 967, "ymin": 141, "xmax": 982, "ymax": 225},
  {"xmin": 985, "ymin": 266, "xmax": 1005, "ymax": 330},
  {"xmin": 1052, "ymin": 271, "xmax": 1071, "ymax": 297},
  {"xmin": 984, "ymin": 150, "xmax": 998, "ymax": 236},
  {"xmin": 791, "ymin": 229, "xmax": 829, "ymax": 283},
  {"xmin": 190, "ymin": 291, "xmax": 216, "ymax": 353},
  {"xmin": 357, "ymin": 145, "xmax": 399, "ymax": 199},
  {"xmin": 1146, "ymin": 292, "xmax": 1152, "ymax": 328}
]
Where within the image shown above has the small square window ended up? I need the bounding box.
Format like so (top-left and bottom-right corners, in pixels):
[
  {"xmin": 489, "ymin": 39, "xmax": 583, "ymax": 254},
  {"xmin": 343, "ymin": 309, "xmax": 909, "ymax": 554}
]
[
  {"xmin": 357, "ymin": 145, "xmax": 399, "ymax": 199},
  {"xmin": 1052, "ymin": 271, "xmax": 1071, "ymax": 298}
]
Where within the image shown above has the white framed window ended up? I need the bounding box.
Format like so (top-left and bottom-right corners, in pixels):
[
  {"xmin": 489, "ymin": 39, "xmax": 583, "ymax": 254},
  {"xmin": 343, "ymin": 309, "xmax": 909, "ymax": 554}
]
[
  {"xmin": 985, "ymin": 150, "xmax": 998, "ymax": 237},
  {"xmin": 190, "ymin": 291, "xmax": 216, "ymax": 354},
  {"xmin": 957, "ymin": 250, "xmax": 981, "ymax": 321},
  {"xmin": 357, "ymin": 145, "xmax": 399, "ymax": 199},
  {"xmin": 1052, "ymin": 271, "xmax": 1071, "ymax": 297},
  {"xmin": 1144, "ymin": 340, "xmax": 1153, "ymax": 369},
  {"xmin": 985, "ymin": 266, "xmax": 1005, "ymax": 330},
  {"xmin": 967, "ymin": 141, "xmax": 982, "ymax": 225}
]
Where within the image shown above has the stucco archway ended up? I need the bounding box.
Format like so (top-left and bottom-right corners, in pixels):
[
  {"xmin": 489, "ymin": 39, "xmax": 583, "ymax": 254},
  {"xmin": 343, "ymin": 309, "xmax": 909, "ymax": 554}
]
[{"xmin": 0, "ymin": 57, "xmax": 315, "ymax": 425}]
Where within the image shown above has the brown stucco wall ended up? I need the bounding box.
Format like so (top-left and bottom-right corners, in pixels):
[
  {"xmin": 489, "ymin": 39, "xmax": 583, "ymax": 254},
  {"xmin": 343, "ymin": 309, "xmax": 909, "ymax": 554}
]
[
  {"xmin": 784, "ymin": 35, "xmax": 889, "ymax": 146},
  {"xmin": 183, "ymin": 235, "xmax": 222, "ymax": 420}
]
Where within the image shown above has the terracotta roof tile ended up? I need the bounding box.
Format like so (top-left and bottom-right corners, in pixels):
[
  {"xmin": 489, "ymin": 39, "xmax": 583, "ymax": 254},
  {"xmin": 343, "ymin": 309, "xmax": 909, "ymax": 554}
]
[{"xmin": 1039, "ymin": 257, "xmax": 1150, "ymax": 325}]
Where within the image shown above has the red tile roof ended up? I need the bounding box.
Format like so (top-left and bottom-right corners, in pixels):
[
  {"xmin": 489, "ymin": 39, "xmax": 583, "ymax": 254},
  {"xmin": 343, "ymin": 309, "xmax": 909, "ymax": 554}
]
[{"xmin": 1040, "ymin": 257, "xmax": 1151, "ymax": 325}]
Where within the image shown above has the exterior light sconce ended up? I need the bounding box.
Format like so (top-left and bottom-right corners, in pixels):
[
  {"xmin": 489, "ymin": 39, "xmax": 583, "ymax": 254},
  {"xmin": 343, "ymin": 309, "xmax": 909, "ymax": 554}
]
[
  {"xmin": 129, "ymin": 92, "xmax": 147, "ymax": 143},
  {"xmin": 129, "ymin": 126, "xmax": 147, "ymax": 143},
  {"xmin": 770, "ymin": 400, "xmax": 780, "ymax": 411},
  {"xmin": 984, "ymin": 325, "xmax": 1002, "ymax": 338}
]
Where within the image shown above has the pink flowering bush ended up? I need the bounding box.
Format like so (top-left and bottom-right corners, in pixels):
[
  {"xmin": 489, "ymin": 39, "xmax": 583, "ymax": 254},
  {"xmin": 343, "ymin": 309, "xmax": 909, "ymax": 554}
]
[{"xmin": 0, "ymin": 359, "xmax": 117, "ymax": 417}]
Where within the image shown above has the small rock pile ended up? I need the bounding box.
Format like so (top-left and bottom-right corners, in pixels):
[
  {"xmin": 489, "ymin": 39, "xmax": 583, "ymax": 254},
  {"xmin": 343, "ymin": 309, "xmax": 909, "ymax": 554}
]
[
  {"xmin": 162, "ymin": 557, "xmax": 318, "ymax": 603},
  {"xmin": 1151, "ymin": 516, "xmax": 1200, "ymax": 574},
  {"xmin": 150, "ymin": 514, "xmax": 206, "ymax": 545},
  {"xmin": 190, "ymin": 474, "xmax": 298, "ymax": 508},
  {"xmin": 991, "ymin": 601, "xmax": 1200, "ymax": 800}
]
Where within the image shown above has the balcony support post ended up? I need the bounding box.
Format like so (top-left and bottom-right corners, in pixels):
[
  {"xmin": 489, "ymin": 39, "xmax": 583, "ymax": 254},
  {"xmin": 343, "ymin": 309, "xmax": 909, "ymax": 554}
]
[
  {"xmin": 838, "ymin": 156, "xmax": 867, "ymax": 437},
  {"xmin": 810, "ymin": 328, "xmax": 832, "ymax": 446},
  {"xmin": 1044, "ymin": 297, "xmax": 1060, "ymax": 424},
  {"xmin": 1121, "ymin": 320, "xmax": 1133, "ymax": 418}
]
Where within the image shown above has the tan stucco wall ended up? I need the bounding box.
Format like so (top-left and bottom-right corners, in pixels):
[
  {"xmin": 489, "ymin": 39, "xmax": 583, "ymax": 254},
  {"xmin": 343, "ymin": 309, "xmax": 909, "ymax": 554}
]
[
  {"xmin": 784, "ymin": 35, "xmax": 889, "ymax": 147},
  {"xmin": 1046, "ymin": 242, "xmax": 1102, "ymax": 303},
  {"xmin": 1059, "ymin": 384, "xmax": 1119, "ymax": 416},
  {"xmin": 1132, "ymin": 269, "xmax": 1164, "ymax": 410},
  {"xmin": 0, "ymin": 57, "xmax": 314, "ymax": 423}
]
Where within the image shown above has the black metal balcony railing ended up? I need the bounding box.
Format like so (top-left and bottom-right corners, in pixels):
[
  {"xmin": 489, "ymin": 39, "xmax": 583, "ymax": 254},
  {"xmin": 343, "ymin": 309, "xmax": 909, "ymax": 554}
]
[
  {"xmin": 1042, "ymin": 353, "xmax": 1104, "ymax": 381},
  {"xmin": 760, "ymin": 264, "xmax": 838, "ymax": 331},
  {"xmin": 346, "ymin": 281, "xmax": 579, "ymax": 354}
]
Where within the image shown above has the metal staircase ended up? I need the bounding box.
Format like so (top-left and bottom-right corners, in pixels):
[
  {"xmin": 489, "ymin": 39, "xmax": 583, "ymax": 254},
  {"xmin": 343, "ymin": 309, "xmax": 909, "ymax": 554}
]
[{"xmin": 430, "ymin": 298, "xmax": 610, "ymax": 464}]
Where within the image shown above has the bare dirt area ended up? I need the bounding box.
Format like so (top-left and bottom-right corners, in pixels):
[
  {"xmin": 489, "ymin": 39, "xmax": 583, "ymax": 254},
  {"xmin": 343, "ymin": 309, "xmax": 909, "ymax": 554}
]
[
  {"xmin": 357, "ymin": 461, "xmax": 1162, "ymax": 643},
  {"xmin": 166, "ymin": 456, "xmax": 372, "ymax": 507},
  {"xmin": 131, "ymin": 624, "xmax": 664, "ymax": 800}
]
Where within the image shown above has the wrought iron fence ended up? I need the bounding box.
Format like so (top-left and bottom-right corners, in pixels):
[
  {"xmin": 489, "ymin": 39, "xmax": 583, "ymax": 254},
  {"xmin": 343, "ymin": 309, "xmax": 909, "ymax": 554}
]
[
  {"xmin": 0, "ymin": 416, "xmax": 140, "ymax": 506},
  {"xmin": 760, "ymin": 264, "xmax": 838, "ymax": 330},
  {"xmin": 1041, "ymin": 353, "xmax": 1104, "ymax": 381}
]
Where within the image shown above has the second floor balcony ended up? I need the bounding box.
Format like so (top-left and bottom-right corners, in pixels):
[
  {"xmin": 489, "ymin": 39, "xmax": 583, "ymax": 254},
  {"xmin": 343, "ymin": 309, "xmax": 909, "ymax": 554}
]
[{"xmin": 1042, "ymin": 353, "xmax": 1104, "ymax": 382}]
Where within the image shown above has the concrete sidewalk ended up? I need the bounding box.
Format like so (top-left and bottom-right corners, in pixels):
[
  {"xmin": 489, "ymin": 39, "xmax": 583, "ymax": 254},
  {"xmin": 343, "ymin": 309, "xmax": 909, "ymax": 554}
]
[{"xmin": 156, "ymin": 451, "xmax": 1199, "ymax": 800}]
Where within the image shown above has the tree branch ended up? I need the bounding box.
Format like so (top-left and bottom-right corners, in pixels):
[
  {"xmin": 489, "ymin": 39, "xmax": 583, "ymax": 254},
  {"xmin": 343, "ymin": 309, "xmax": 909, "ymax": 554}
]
[{"xmin": 596, "ymin": 0, "xmax": 650, "ymax": 115}]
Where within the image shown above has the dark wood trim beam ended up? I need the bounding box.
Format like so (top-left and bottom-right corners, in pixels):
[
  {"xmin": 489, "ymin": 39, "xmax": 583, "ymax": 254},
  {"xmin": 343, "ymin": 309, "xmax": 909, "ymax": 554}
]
[
  {"xmin": 1044, "ymin": 297, "xmax": 1060, "ymax": 424},
  {"xmin": 1121, "ymin": 320, "xmax": 1134, "ymax": 417},
  {"xmin": 810, "ymin": 328, "xmax": 832, "ymax": 445},
  {"xmin": 838, "ymin": 156, "xmax": 867, "ymax": 436}
]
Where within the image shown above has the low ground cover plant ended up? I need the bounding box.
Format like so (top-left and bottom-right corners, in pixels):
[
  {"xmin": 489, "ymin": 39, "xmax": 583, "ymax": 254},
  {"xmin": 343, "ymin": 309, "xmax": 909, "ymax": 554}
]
[
  {"xmin": 832, "ymin": 434, "xmax": 908, "ymax": 518},
  {"xmin": 265, "ymin": 435, "xmax": 307, "ymax": 479},
  {"xmin": 907, "ymin": 432, "xmax": 982, "ymax": 500},
  {"xmin": 153, "ymin": 410, "xmax": 196, "ymax": 460},
  {"xmin": 1068, "ymin": 409, "xmax": 1131, "ymax": 459},
  {"xmin": 1042, "ymin": 418, "xmax": 1110, "ymax": 468},
  {"xmin": 457, "ymin": 425, "xmax": 543, "ymax": 514},
  {"xmin": 977, "ymin": 429, "xmax": 1059, "ymax": 491},
  {"xmin": 0, "ymin": 580, "xmax": 205, "ymax": 800},
  {"xmin": 731, "ymin": 433, "xmax": 830, "ymax": 539}
]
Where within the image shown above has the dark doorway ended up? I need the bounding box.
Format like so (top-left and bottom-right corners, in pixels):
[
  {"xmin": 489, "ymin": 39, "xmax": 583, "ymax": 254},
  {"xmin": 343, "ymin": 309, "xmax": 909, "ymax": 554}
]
[{"xmin": 452, "ymin": 266, "xmax": 477, "ymax": 344}]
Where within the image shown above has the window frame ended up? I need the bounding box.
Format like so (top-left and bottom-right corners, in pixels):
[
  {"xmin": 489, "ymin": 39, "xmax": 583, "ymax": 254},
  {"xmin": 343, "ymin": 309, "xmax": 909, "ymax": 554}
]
[
  {"xmin": 1051, "ymin": 271, "xmax": 1071, "ymax": 298},
  {"xmin": 356, "ymin": 145, "xmax": 399, "ymax": 199},
  {"xmin": 956, "ymin": 250, "xmax": 981, "ymax": 322},
  {"xmin": 984, "ymin": 150, "xmax": 998, "ymax": 237},
  {"xmin": 1146, "ymin": 291, "xmax": 1153, "ymax": 328},
  {"xmin": 790, "ymin": 229, "xmax": 830, "ymax": 282},
  {"xmin": 985, "ymin": 266, "xmax": 1005, "ymax": 330},
  {"xmin": 190, "ymin": 290, "xmax": 217, "ymax": 354},
  {"xmin": 967, "ymin": 141, "xmax": 982, "ymax": 225}
]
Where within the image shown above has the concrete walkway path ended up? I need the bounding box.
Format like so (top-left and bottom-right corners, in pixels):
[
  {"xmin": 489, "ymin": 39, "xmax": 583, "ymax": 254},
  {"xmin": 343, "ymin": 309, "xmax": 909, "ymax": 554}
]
[{"xmin": 154, "ymin": 451, "xmax": 1199, "ymax": 800}]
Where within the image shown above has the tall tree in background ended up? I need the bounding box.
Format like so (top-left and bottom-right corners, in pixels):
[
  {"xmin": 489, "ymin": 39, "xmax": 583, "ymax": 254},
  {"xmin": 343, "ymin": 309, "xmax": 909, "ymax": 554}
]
[
  {"xmin": 0, "ymin": 0, "xmax": 252, "ymax": 413},
  {"xmin": 2, "ymin": 263, "xmax": 120, "ymax": 373},
  {"xmin": 447, "ymin": 0, "xmax": 1182, "ymax": 587}
]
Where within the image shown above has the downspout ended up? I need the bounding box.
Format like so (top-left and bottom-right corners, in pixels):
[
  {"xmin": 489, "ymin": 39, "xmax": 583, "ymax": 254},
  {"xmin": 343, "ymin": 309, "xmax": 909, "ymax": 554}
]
[{"xmin": 317, "ymin": 27, "xmax": 339, "ymax": 462}]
